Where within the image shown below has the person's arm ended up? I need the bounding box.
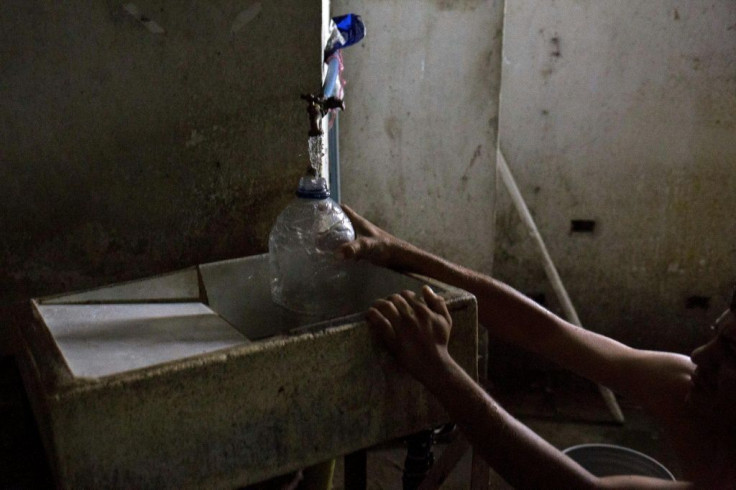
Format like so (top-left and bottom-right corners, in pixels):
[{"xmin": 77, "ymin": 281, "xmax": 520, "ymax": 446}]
[
  {"xmin": 338, "ymin": 205, "xmax": 694, "ymax": 417},
  {"xmin": 429, "ymin": 357, "xmax": 691, "ymax": 489},
  {"xmin": 367, "ymin": 287, "xmax": 691, "ymax": 489}
]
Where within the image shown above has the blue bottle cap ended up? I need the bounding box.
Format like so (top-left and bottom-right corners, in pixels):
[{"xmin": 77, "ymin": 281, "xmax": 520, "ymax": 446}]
[{"xmin": 296, "ymin": 176, "xmax": 330, "ymax": 199}]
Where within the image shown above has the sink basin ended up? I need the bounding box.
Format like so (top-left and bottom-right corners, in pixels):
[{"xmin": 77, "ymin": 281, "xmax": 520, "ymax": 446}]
[{"xmin": 18, "ymin": 254, "xmax": 478, "ymax": 489}]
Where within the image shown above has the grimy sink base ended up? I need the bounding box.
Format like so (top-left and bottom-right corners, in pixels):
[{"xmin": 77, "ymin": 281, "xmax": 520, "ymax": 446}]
[{"xmin": 18, "ymin": 254, "xmax": 478, "ymax": 489}]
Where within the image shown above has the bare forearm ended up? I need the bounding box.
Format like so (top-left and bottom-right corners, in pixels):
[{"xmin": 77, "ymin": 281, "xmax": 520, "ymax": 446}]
[
  {"xmin": 397, "ymin": 244, "xmax": 566, "ymax": 353},
  {"xmin": 339, "ymin": 206, "xmax": 562, "ymax": 352},
  {"xmin": 428, "ymin": 358, "xmax": 594, "ymax": 489},
  {"xmin": 426, "ymin": 360, "xmax": 693, "ymax": 489}
]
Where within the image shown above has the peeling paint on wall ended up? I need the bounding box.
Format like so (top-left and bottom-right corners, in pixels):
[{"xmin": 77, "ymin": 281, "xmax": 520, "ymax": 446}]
[
  {"xmin": 231, "ymin": 3, "xmax": 262, "ymax": 34},
  {"xmin": 123, "ymin": 3, "xmax": 166, "ymax": 34}
]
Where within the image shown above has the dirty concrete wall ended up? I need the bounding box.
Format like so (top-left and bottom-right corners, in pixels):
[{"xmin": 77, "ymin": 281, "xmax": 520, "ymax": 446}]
[
  {"xmin": 0, "ymin": 1, "xmax": 324, "ymax": 354},
  {"xmin": 495, "ymin": 1, "xmax": 736, "ymax": 353},
  {"xmin": 331, "ymin": 0, "xmax": 503, "ymax": 273}
]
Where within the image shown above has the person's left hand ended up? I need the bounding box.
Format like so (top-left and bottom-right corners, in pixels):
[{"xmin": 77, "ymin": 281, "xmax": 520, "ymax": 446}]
[{"xmin": 367, "ymin": 285, "xmax": 455, "ymax": 387}]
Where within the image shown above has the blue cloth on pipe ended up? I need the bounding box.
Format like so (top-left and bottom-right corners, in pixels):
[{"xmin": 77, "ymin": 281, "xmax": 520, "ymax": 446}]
[{"xmin": 324, "ymin": 14, "xmax": 365, "ymax": 59}]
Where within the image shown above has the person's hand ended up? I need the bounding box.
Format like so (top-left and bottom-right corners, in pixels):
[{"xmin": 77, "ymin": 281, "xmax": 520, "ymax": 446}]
[
  {"xmin": 367, "ymin": 285, "xmax": 456, "ymax": 387},
  {"xmin": 336, "ymin": 205, "xmax": 414, "ymax": 270}
]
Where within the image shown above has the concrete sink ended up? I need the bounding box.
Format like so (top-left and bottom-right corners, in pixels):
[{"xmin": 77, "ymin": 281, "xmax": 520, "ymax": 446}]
[{"xmin": 18, "ymin": 254, "xmax": 478, "ymax": 489}]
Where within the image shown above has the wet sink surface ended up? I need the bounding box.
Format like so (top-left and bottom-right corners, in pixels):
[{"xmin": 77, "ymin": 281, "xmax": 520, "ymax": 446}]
[
  {"xmin": 199, "ymin": 255, "xmax": 429, "ymax": 340},
  {"xmin": 35, "ymin": 254, "xmax": 431, "ymax": 378}
]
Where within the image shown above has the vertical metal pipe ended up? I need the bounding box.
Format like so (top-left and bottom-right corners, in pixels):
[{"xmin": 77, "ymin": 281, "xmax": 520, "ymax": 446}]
[{"xmin": 328, "ymin": 114, "xmax": 341, "ymax": 202}]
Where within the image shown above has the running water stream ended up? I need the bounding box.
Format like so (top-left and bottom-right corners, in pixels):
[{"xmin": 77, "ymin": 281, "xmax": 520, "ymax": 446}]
[{"xmin": 308, "ymin": 135, "xmax": 324, "ymax": 175}]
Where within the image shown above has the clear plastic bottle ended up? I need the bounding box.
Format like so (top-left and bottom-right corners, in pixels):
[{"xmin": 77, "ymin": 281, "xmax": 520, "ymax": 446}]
[{"xmin": 268, "ymin": 174, "xmax": 355, "ymax": 317}]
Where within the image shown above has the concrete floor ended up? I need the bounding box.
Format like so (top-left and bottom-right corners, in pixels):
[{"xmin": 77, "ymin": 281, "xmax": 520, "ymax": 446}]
[{"xmin": 1, "ymin": 355, "xmax": 680, "ymax": 489}]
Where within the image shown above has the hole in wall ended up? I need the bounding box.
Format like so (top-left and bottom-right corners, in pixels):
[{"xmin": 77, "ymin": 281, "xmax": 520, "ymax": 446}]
[
  {"xmin": 685, "ymin": 296, "xmax": 710, "ymax": 310},
  {"xmin": 570, "ymin": 220, "xmax": 596, "ymax": 233}
]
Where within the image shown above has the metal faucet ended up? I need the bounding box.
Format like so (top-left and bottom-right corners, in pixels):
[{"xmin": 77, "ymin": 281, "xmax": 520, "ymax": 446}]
[{"xmin": 300, "ymin": 93, "xmax": 345, "ymax": 137}]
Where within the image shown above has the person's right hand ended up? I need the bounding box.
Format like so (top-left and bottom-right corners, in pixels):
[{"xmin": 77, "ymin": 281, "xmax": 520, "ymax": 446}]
[{"xmin": 336, "ymin": 205, "xmax": 415, "ymax": 270}]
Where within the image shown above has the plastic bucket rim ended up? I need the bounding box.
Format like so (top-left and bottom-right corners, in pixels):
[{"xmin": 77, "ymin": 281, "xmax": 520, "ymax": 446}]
[{"xmin": 562, "ymin": 443, "xmax": 676, "ymax": 481}]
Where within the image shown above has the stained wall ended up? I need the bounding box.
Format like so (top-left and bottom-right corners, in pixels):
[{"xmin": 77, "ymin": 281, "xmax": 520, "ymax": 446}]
[
  {"xmin": 332, "ymin": 0, "xmax": 504, "ymax": 275},
  {"xmin": 0, "ymin": 1, "xmax": 324, "ymax": 353},
  {"xmin": 334, "ymin": 0, "xmax": 735, "ymax": 355},
  {"xmin": 495, "ymin": 1, "xmax": 736, "ymax": 352},
  {"xmin": 4, "ymin": 1, "xmax": 732, "ymax": 359}
]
